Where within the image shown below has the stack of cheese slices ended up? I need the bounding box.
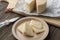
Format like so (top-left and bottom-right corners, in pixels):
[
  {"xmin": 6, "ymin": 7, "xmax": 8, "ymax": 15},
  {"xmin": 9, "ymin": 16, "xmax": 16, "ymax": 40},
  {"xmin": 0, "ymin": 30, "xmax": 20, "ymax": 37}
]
[
  {"xmin": 17, "ymin": 20, "xmax": 45, "ymax": 37},
  {"xmin": 25, "ymin": 0, "xmax": 47, "ymax": 13}
]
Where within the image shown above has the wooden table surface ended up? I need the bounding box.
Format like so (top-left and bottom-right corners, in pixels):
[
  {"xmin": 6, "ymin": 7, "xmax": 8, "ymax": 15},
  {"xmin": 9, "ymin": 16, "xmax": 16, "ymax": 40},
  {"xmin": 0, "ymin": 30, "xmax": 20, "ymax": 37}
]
[{"xmin": 0, "ymin": 1, "xmax": 60, "ymax": 40}]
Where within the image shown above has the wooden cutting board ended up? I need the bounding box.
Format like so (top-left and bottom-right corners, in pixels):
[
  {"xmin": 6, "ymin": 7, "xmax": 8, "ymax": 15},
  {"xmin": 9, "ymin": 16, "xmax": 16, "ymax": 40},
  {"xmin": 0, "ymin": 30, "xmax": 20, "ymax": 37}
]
[{"xmin": 39, "ymin": 17, "xmax": 60, "ymax": 27}]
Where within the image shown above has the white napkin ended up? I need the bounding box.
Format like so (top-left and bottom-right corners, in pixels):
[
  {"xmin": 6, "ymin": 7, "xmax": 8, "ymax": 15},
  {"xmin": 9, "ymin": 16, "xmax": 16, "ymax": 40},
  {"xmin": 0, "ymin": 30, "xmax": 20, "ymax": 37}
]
[{"xmin": 13, "ymin": 0, "xmax": 60, "ymax": 17}]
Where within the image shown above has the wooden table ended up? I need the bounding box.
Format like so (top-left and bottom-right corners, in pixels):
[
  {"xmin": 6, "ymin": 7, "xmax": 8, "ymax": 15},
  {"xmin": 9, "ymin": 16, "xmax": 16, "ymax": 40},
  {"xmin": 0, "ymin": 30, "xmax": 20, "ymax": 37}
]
[{"xmin": 0, "ymin": 1, "xmax": 60, "ymax": 40}]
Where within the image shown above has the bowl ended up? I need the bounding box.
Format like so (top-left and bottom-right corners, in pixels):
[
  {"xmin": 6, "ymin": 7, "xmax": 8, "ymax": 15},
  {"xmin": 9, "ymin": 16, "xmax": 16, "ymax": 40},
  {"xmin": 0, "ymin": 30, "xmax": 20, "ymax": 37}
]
[{"xmin": 12, "ymin": 17, "xmax": 49, "ymax": 40}]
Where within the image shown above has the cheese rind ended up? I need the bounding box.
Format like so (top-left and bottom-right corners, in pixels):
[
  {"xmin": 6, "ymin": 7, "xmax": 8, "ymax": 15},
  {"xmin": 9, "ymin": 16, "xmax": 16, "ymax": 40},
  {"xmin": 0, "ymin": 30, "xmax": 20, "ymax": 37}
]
[
  {"xmin": 25, "ymin": 0, "xmax": 36, "ymax": 12},
  {"xmin": 36, "ymin": 0, "xmax": 46, "ymax": 13}
]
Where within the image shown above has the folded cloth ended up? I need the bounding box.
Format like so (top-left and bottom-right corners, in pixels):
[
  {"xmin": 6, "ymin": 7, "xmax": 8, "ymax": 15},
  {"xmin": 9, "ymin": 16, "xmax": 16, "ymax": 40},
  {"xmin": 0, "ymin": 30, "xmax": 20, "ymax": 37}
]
[{"xmin": 13, "ymin": 0, "xmax": 60, "ymax": 17}]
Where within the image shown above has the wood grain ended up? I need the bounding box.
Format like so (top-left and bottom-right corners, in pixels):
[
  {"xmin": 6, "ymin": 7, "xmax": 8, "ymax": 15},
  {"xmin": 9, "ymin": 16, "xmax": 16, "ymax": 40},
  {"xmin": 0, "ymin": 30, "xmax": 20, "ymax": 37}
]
[
  {"xmin": 0, "ymin": 1, "xmax": 60, "ymax": 40},
  {"xmin": 39, "ymin": 17, "xmax": 60, "ymax": 27}
]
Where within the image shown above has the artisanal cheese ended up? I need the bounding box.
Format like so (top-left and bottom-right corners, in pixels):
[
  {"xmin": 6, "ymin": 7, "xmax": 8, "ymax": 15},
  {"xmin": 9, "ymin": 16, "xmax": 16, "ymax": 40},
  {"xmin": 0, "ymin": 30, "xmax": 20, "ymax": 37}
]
[
  {"xmin": 30, "ymin": 20, "xmax": 44, "ymax": 33},
  {"xmin": 25, "ymin": 0, "xmax": 36, "ymax": 12},
  {"xmin": 36, "ymin": 0, "xmax": 46, "ymax": 13},
  {"xmin": 17, "ymin": 22, "xmax": 35, "ymax": 37},
  {"xmin": 30, "ymin": 20, "xmax": 43, "ymax": 29},
  {"xmin": 32, "ymin": 27, "xmax": 44, "ymax": 34},
  {"xmin": 2, "ymin": 0, "xmax": 18, "ymax": 9},
  {"xmin": 17, "ymin": 23, "xmax": 26, "ymax": 34}
]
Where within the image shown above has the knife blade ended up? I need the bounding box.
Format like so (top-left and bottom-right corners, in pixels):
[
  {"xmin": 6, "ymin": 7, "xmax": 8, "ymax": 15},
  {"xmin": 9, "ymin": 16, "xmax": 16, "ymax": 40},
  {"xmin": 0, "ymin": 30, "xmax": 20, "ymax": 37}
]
[{"xmin": 0, "ymin": 17, "xmax": 19, "ymax": 28}]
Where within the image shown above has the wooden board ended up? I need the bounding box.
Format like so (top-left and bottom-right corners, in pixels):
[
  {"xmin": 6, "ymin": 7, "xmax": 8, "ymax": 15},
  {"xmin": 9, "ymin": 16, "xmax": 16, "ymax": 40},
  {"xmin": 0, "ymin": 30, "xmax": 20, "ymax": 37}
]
[
  {"xmin": 39, "ymin": 17, "xmax": 60, "ymax": 27},
  {"xmin": 0, "ymin": 2, "xmax": 60, "ymax": 40},
  {"xmin": 12, "ymin": 17, "xmax": 49, "ymax": 40}
]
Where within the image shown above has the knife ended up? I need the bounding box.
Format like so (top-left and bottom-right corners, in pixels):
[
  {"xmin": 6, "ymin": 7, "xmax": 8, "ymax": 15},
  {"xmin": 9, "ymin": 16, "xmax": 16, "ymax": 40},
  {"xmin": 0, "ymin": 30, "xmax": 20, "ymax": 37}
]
[{"xmin": 0, "ymin": 17, "xmax": 19, "ymax": 28}]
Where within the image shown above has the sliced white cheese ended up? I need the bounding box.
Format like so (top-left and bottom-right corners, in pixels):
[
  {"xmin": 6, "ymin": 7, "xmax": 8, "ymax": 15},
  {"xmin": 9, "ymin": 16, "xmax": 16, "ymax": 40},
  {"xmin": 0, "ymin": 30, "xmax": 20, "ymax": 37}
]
[
  {"xmin": 36, "ymin": 0, "xmax": 46, "ymax": 13},
  {"xmin": 25, "ymin": 0, "xmax": 36, "ymax": 12},
  {"xmin": 24, "ymin": 22, "xmax": 35, "ymax": 36},
  {"xmin": 17, "ymin": 23, "xmax": 26, "ymax": 34},
  {"xmin": 17, "ymin": 22, "xmax": 35, "ymax": 37},
  {"xmin": 30, "ymin": 20, "xmax": 42, "ymax": 29},
  {"xmin": 32, "ymin": 26, "xmax": 44, "ymax": 34}
]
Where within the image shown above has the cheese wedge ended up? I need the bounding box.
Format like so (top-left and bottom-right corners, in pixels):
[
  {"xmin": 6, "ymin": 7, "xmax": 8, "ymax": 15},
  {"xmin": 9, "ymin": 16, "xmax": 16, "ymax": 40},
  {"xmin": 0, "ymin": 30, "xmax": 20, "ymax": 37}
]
[
  {"xmin": 25, "ymin": 0, "xmax": 36, "ymax": 12},
  {"xmin": 17, "ymin": 23, "xmax": 26, "ymax": 34},
  {"xmin": 30, "ymin": 20, "xmax": 43, "ymax": 29},
  {"xmin": 2, "ymin": 0, "xmax": 18, "ymax": 9},
  {"xmin": 24, "ymin": 22, "xmax": 35, "ymax": 36},
  {"xmin": 36, "ymin": 0, "xmax": 46, "ymax": 13},
  {"xmin": 32, "ymin": 27, "xmax": 44, "ymax": 34},
  {"xmin": 17, "ymin": 22, "xmax": 35, "ymax": 37}
]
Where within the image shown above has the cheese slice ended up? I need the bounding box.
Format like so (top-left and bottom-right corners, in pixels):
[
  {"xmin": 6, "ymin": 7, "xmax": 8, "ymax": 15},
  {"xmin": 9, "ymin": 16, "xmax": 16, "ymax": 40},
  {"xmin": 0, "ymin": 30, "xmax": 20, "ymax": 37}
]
[
  {"xmin": 36, "ymin": 0, "xmax": 46, "ymax": 13},
  {"xmin": 25, "ymin": 0, "xmax": 36, "ymax": 12},
  {"xmin": 32, "ymin": 27, "xmax": 44, "ymax": 34},
  {"xmin": 17, "ymin": 23, "xmax": 26, "ymax": 34},
  {"xmin": 30, "ymin": 20, "xmax": 44, "ymax": 33},
  {"xmin": 30, "ymin": 20, "xmax": 43, "ymax": 29},
  {"xmin": 2, "ymin": 0, "xmax": 18, "ymax": 9},
  {"xmin": 17, "ymin": 22, "xmax": 35, "ymax": 37},
  {"xmin": 24, "ymin": 22, "xmax": 35, "ymax": 36}
]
